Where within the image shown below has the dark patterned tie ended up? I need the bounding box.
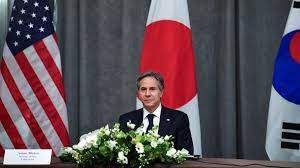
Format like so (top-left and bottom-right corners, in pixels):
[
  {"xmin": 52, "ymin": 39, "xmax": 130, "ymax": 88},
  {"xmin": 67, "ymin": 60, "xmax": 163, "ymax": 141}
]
[{"xmin": 146, "ymin": 114, "xmax": 155, "ymax": 133}]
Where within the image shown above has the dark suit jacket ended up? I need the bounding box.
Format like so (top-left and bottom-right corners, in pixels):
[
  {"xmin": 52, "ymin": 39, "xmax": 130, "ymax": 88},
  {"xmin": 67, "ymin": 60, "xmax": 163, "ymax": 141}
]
[{"xmin": 119, "ymin": 106, "xmax": 194, "ymax": 154}]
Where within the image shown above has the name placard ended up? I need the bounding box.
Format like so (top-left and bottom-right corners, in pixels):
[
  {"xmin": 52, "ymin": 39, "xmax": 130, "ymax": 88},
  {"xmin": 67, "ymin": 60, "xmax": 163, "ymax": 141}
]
[{"xmin": 3, "ymin": 149, "xmax": 52, "ymax": 165}]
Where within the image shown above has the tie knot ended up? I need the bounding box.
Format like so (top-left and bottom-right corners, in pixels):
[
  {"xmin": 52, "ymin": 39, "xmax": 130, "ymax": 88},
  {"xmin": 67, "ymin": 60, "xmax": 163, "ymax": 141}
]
[{"xmin": 147, "ymin": 113, "xmax": 155, "ymax": 120}]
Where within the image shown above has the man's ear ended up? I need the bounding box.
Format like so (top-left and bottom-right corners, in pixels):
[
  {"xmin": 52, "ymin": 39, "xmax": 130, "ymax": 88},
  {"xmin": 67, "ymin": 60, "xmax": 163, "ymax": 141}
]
[
  {"xmin": 136, "ymin": 91, "xmax": 141, "ymax": 100},
  {"xmin": 160, "ymin": 89, "xmax": 164, "ymax": 98}
]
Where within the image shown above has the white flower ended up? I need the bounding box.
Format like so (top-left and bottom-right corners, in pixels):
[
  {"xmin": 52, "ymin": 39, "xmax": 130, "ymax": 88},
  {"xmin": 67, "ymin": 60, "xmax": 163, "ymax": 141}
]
[
  {"xmin": 70, "ymin": 150, "xmax": 79, "ymax": 160},
  {"xmin": 116, "ymin": 132, "xmax": 125, "ymax": 139},
  {"xmin": 79, "ymin": 129, "xmax": 99, "ymax": 141},
  {"xmin": 178, "ymin": 148, "xmax": 189, "ymax": 156},
  {"xmin": 164, "ymin": 135, "xmax": 171, "ymax": 141},
  {"xmin": 127, "ymin": 121, "xmax": 136, "ymax": 129},
  {"xmin": 112, "ymin": 124, "xmax": 120, "ymax": 133},
  {"xmin": 148, "ymin": 125, "xmax": 159, "ymax": 137},
  {"xmin": 166, "ymin": 148, "xmax": 177, "ymax": 158},
  {"xmin": 73, "ymin": 130, "xmax": 99, "ymax": 150},
  {"xmin": 98, "ymin": 124, "xmax": 111, "ymax": 136},
  {"xmin": 73, "ymin": 140, "xmax": 86, "ymax": 151},
  {"xmin": 117, "ymin": 151, "xmax": 128, "ymax": 164},
  {"xmin": 61, "ymin": 147, "xmax": 80, "ymax": 160},
  {"xmin": 135, "ymin": 142, "xmax": 144, "ymax": 153},
  {"xmin": 149, "ymin": 130, "xmax": 159, "ymax": 138},
  {"xmin": 107, "ymin": 140, "xmax": 117, "ymax": 150},
  {"xmin": 157, "ymin": 138, "xmax": 164, "ymax": 144},
  {"xmin": 85, "ymin": 133, "xmax": 98, "ymax": 147},
  {"xmin": 150, "ymin": 141, "xmax": 157, "ymax": 148},
  {"xmin": 113, "ymin": 123, "xmax": 120, "ymax": 129},
  {"xmin": 104, "ymin": 125, "xmax": 110, "ymax": 135},
  {"xmin": 139, "ymin": 153, "xmax": 145, "ymax": 158},
  {"xmin": 63, "ymin": 147, "xmax": 74, "ymax": 154},
  {"xmin": 135, "ymin": 126, "xmax": 144, "ymax": 135}
]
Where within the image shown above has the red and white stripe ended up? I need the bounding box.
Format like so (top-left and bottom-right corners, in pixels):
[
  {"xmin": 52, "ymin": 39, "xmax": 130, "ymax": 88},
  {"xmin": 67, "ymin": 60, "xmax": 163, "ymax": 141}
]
[{"xmin": 0, "ymin": 34, "xmax": 69, "ymax": 156}]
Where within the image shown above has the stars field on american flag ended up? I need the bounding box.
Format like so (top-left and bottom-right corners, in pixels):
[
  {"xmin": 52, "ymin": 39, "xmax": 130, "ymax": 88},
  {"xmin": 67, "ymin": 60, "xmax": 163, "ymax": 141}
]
[{"xmin": 7, "ymin": 0, "xmax": 52, "ymax": 54}]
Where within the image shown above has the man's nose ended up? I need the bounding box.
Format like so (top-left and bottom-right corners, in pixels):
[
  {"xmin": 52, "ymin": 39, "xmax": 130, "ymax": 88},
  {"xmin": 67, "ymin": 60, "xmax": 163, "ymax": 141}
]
[{"xmin": 145, "ymin": 89, "xmax": 151, "ymax": 96}]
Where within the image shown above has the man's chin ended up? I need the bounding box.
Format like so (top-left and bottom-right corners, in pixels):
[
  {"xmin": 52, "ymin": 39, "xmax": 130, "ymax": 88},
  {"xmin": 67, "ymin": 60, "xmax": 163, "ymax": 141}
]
[
  {"xmin": 143, "ymin": 104, "xmax": 153, "ymax": 109},
  {"xmin": 143, "ymin": 104, "xmax": 159, "ymax": 112}
]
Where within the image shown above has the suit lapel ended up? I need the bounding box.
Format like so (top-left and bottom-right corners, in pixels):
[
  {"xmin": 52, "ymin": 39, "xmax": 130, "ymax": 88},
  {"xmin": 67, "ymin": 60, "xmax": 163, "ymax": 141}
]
[
  {"xmin": 158, "ymin": 106, "xmax": 170, "ymax": 136},
  {"xmin": 135, "ymin": 108, "xmax": 144, "ymax": 129}
]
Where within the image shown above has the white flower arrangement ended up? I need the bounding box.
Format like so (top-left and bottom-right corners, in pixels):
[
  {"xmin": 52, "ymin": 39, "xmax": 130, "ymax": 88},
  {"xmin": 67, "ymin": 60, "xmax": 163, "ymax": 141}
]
[
  {"xmin": 59, "ymin": 122, "xmax": 189, "ymax": 168},
  {"xmin": 107, "ymin": 140, "xmax": 117, "ymax": 150}
]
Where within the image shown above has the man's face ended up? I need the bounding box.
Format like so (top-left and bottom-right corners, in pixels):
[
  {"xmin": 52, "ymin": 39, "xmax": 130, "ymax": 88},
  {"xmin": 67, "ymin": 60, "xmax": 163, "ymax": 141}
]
[{"xmin": 137, "ymin": 76, "xmax": 163, "ymax": 112}]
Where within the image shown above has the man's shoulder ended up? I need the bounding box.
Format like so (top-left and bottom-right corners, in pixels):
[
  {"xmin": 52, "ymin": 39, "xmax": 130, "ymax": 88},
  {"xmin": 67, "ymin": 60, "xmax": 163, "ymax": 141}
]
[
  {"xmin": 119, "ymin": 109, "xmax": 143, "ymax": 131},
  {"xmin": 162, "ymin": 106, "xmax": 190, "ymax": 127},
  {"xmin": 163, "ymin": 106, "xmax": 186, "ymax": 116},
  {"xmin": 120, "ymin": 108, "xmax": 142, "ymax": 119}
]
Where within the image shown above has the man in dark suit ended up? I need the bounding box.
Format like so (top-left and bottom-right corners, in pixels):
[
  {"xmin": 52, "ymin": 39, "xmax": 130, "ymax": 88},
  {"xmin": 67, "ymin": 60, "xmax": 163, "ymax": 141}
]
[{"xmin": 119, "ymin": 71, "xmax": 194, "ymax": 154}]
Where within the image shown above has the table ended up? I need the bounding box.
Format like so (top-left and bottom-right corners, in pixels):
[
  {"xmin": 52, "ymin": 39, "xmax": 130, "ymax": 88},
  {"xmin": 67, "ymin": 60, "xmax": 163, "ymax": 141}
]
[{"xmin": 1, "ymin": 157, "xmax": 300, "ymax": 167}]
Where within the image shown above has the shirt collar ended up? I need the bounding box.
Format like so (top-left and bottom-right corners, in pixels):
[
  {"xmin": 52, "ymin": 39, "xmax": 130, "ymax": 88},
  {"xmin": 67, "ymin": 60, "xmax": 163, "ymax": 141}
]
[{"xmin": 143, "ymin": 103, "xmax": 162, "ymax": 119}]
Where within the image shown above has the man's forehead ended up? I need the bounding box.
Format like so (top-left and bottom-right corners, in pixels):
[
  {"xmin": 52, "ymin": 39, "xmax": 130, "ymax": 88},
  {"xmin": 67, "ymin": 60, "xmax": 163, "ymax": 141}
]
[
  {"xmin": 140, "ymin": 77, "xmax": 160, "ymax": 86},
  {"xmin": 140, "ymin": 83, "xmax": 159, "ymax": 87},
  {"xmin": 140, "ymin": 85, "xmax": 159, "ymax": 88},
  {"xmin": 140, "ymin": 76, "xmax": 158, "ymax": 83}
]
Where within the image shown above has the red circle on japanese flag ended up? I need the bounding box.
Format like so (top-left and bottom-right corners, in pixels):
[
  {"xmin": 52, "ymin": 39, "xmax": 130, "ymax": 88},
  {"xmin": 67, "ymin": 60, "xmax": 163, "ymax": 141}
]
[{"xmin": 140, "ymin": 20, "xmax": 197, "ymax": 109}]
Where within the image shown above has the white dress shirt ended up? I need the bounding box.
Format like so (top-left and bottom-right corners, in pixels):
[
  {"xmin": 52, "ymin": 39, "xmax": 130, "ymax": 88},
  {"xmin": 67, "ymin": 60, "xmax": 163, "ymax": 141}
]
[{"xmin": 140, "ymin": 104, "xmax": 162, "ymax": 133}]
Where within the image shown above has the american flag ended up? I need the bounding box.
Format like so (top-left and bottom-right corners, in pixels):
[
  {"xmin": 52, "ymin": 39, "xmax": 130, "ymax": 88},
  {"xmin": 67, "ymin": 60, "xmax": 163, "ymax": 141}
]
[{"xmin": 0, "ymin": 0, "xmax": 69, "ymax": 156}]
